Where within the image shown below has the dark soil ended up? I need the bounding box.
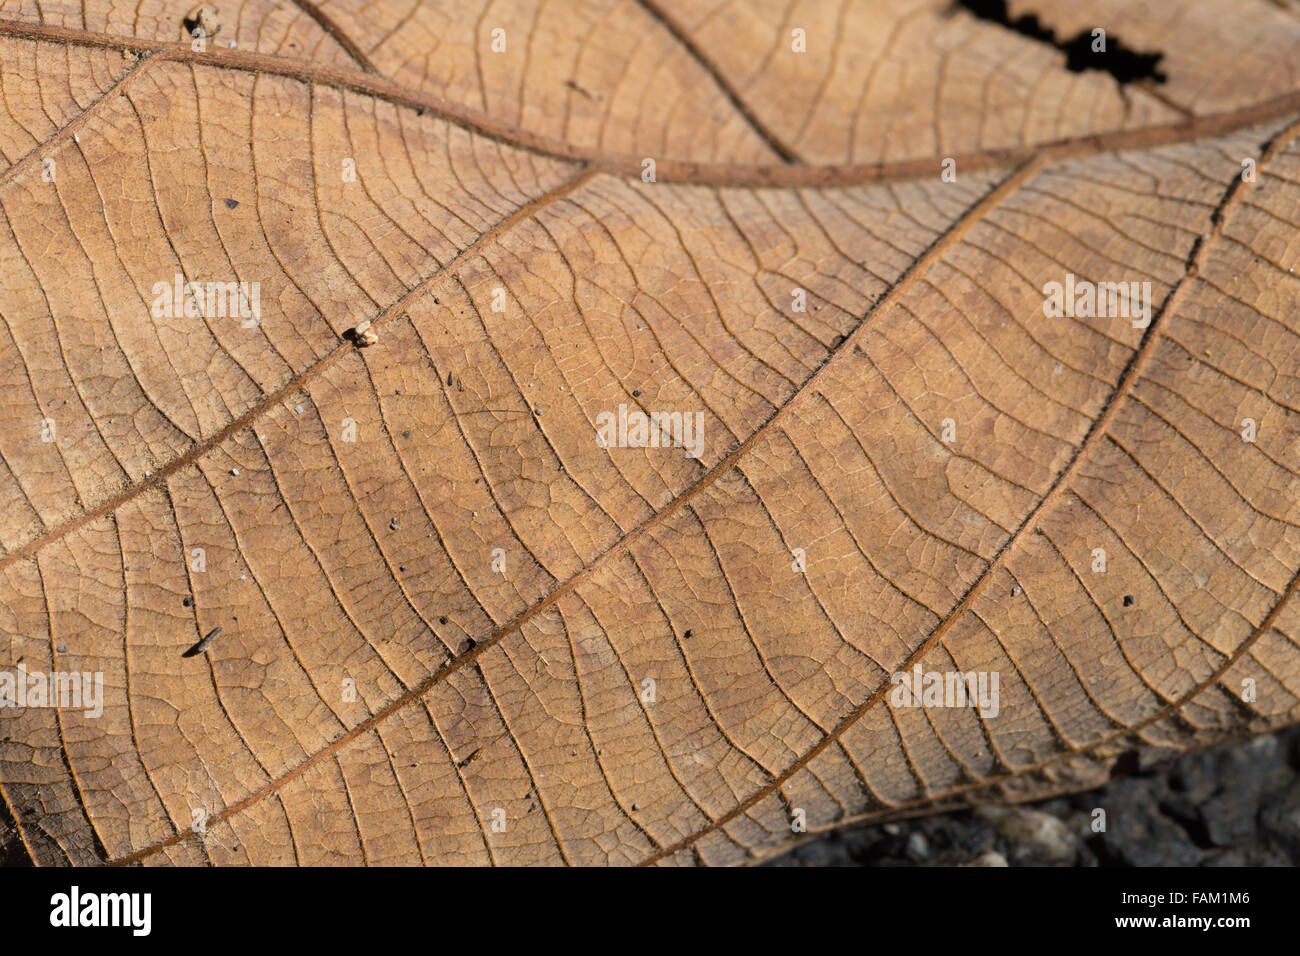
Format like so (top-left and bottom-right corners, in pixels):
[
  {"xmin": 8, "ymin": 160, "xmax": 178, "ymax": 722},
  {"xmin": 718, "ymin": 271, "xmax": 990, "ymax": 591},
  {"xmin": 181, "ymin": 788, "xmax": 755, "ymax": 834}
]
[{"xmin": 767, "ymin": 725, "xmax": 1300, "ymax": 866}]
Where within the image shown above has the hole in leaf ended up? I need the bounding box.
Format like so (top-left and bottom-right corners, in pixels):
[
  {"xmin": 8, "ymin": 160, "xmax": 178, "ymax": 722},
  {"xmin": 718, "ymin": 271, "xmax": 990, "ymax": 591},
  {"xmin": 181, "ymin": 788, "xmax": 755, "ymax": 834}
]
[{"xmin": 955, "ymin": 0, "xmax": 1166, "ymax": 84}]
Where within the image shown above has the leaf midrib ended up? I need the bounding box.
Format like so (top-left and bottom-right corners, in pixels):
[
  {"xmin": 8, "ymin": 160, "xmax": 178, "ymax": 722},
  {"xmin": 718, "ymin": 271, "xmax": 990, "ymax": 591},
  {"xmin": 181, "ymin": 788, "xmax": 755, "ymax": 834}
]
[{"xmin": 4, "ymin": 18, "xmax": 1300, "ymax": 187}]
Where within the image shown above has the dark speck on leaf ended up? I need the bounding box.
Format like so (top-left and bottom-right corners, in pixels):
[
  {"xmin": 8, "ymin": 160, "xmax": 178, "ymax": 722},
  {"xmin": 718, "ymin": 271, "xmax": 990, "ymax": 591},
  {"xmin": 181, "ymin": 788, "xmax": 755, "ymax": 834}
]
[
  {"xmin": 182, "ymin": 596, "xmax": 193, "ymax": 607},
  {"xmin": 224, "ymin": 198, "xmax": 239, "ymax": 209},
  {"xmin": 389, "ymin": 518, "xmax": 399, "ymax": 531},
  {"xmin": 632, "ymin": 389, "xmax": 641, "ymax": 397},
  {"xmin": 182, "ymin": 6, "xmax": 221, "ymax": 39},
  {"xmin": 1123, "ymin": 595, "xmax": 1135, "ymax": 607},
  {"xmin": 439, "ymin": 616, "xmax": 449, "ymax": 625},
  {"xmin": 684, "ymin": 629, "xmax": 694, "ymax": 639},
  {"xmin": 183, "ymin": 625, "xmax": 222, "ymax": 658},
  {"xmin": 402, "ymin": 430, "xmax": 410, "ymax": 439}
]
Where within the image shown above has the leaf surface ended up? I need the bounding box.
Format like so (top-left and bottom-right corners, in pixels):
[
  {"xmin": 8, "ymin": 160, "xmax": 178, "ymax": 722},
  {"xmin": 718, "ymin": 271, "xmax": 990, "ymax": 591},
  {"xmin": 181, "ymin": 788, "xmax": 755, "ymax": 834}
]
[{"xmin": 1, "ymin": 0, "xmax": 1299, "ymax": 865}]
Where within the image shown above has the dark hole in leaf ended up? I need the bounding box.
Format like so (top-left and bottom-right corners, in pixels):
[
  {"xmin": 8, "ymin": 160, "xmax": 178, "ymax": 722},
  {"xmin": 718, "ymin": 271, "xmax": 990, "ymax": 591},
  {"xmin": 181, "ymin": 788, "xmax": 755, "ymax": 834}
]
[{"xmin": 955, "ymin": 0, "xmax": 1166, "ymax": 84}]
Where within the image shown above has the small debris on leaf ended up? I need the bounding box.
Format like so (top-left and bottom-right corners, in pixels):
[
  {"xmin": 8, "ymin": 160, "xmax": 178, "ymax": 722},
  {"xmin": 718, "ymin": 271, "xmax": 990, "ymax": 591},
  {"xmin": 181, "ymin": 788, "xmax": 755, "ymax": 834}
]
[
  {"xmin": 344, "ymin": 319, "xmax": 379, "ymax": 348},
  {"xmin": 182, "ymin": 5, "xmax": 222, "ymax": 39},
  {"xmin": 183, "ymin": 625, "xmax": 223, "ymax": 658}
]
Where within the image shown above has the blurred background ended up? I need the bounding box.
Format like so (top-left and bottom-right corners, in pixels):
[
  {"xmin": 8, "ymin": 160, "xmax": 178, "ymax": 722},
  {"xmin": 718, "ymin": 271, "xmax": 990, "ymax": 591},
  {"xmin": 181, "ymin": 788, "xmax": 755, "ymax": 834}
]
[{"xmin": 768, "ymin": 726, "xmax": 1300, "ymax": 866}]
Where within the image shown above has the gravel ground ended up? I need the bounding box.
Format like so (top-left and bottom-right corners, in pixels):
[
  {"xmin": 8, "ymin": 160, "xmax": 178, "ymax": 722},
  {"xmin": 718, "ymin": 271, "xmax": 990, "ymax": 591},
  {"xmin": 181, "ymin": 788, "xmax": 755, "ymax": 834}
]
[{"xmin": 767, "ymin": 725, "xmax": 1300, "ymax": 866}]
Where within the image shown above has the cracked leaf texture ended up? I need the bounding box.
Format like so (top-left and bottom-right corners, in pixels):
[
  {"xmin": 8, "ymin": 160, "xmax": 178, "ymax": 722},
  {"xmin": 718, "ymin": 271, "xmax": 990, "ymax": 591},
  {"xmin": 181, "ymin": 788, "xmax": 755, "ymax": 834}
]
[{"xmin": 1, "ymin": 0, "xmax": 1300, "ymax": 865}]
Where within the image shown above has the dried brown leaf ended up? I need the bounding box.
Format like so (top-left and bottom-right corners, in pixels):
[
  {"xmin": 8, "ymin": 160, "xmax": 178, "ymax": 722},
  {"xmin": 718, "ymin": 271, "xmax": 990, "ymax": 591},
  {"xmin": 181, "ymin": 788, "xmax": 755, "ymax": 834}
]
[{"xmin": 1, "ymin": 0, "xmax": 1299, "ymax": 866}]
